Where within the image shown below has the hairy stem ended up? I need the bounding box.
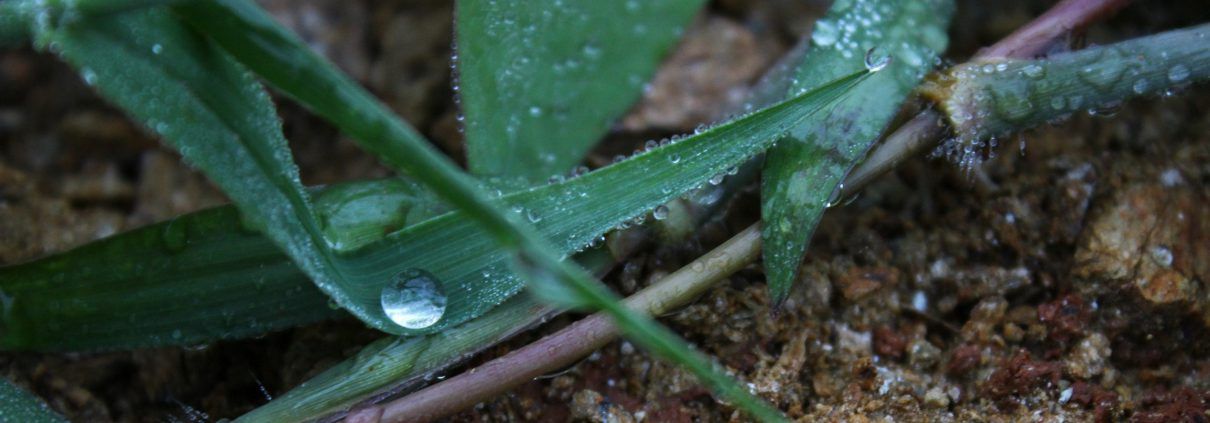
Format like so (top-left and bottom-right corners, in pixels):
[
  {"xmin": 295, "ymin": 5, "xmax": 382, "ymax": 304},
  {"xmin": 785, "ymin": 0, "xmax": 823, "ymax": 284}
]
[
  {"xmin": 927, "ymin": 23, "xmax": 1210, "ymax": 142},
  {"xmin": 839, "ymin": 0, "xmax": 1135, "ymax": 199}
]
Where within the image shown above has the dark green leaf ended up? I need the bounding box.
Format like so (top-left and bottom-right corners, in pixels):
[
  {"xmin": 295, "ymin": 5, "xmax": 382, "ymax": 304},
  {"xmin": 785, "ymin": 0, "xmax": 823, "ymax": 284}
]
[
  {"xmin": 456, "ymin": 0, "xmax": 705, "ymax": 186},
  {"xmin": 761, "ymin": 0, "xmax": 953, "ymax": 303},
  {"xmin": 15, "ymin": 7, "xmax": 355, "ymax": 347},
  {"xmin": 0, "ymin": 179, "xmax": 437, "ymax": 351}
]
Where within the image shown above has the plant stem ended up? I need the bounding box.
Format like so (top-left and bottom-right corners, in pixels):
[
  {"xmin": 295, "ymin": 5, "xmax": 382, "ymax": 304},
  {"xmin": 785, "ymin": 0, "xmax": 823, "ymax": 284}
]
[
  {"xmin": 839, "ymin": 0, "xmax": 1135, "ymax": 199},
  {"xmin": 978, "ymin": 0, "xmax": 1132, "ymax": 59},
  {"xmin": 349, "ymin": 225, "xmax": 763, "ymax": 423},
  {"xmin": 926, "ymin": 23, "xmax": 1210, "ymax": 142}
]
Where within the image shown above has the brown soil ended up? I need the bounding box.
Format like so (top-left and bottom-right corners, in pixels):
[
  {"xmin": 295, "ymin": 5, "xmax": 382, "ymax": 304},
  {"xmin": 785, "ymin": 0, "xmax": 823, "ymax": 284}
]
[{"xmin": 2, "ymin": 0, "xmax": 1209, "ymax": 422}]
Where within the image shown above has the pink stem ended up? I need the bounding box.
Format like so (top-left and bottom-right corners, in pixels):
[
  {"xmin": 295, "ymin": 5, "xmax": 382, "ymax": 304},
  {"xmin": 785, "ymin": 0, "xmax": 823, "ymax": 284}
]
[{"xmin": 978, "ymin": 0, "xmax": 1133, "ymax": 59}]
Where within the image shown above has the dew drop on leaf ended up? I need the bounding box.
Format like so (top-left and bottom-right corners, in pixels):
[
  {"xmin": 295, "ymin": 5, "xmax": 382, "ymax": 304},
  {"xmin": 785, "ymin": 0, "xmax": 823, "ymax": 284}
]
[
  {"xmin": 1132, "ymin": 78, "xmax": 1149, "ymax": 94},
  {"xmin": 1167, "ymin": 64, "xmax": 1189, "ymax": 82},
  {"xmin": 652, "ymin": 205, "xmax": 669, "ymax": 220},
  {"xmin": 864, "ymin": 47, "xmax": 891, "ymax": 72},
  {"xmin": 161, "ymin": 219, "xmax": 188, "ymax": 253},
  {"xmin": 380, "ymin": 268, "xmax": 447, "ymax": 329},
  {"xmin": 526, "ymin": 208, "xmax": 543, "ymax": 223},
  {"xmin": 1021, "ymin": 64, "xmax": 1045, "ymax": 79},
  {"xmin": 812, "ymin": 20, "xmax": 838, "ymax": 47}
]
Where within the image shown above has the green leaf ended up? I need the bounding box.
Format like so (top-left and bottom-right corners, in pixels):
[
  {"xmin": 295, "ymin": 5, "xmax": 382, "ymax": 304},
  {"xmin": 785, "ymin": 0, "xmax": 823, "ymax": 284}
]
[
  {"xmin": 0, "ymin": 179, "xmax": 437, "ymax": 351},
  {"xmin": 456, "ymin": 0, "xmax": 705, "ymax": 186},
  {"xmin": 760, "ymin": 0, "xmax": 953, "ymax": 304},
  {"xmin": 25, "ymin": 7, "xmax": 375, "ymax": 340},
  {"xmin": 0, "ymin": 379, "xmax": 66, "ymax": 423},
  {"xmin": 0, "ymin": 206, "xmax": 334, "ymax": 351},
  {"xmin": 174, "ymin": 0, "xmax": 867, "ymax": 335}
]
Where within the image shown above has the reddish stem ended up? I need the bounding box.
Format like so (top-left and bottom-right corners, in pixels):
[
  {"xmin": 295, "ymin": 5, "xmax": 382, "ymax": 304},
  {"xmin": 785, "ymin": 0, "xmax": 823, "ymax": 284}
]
[{"xmin": 977, "ymin": 0, "xmax": 1133, "ymax": 59}]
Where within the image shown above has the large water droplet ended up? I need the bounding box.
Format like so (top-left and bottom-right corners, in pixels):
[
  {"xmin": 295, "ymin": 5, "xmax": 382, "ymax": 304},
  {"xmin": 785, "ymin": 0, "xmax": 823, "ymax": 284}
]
[
  {"xmin": 864, "ymin": 47, "xmax": 891, "ymax": 72},
  {"xmin": 381, "ymin": 269, "xmax": 447, "ymax": 329}
]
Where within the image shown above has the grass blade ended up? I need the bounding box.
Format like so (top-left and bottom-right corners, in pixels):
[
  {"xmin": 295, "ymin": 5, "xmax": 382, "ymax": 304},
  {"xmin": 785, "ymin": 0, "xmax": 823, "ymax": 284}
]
[
  {"xmin": 761, "ymin": 0, "xmax": 953, "ymax": 304},
  {"xmin": 30, "ymin": 5, "xmax": 364, "ymax": 330},
  {"xmin": 0, "ymin": 379, "xmax": 66, "ymax": 422},
  {"xmin": 0, "ymin": 63, "xmax": 856, "ymax": 348},
  {"xmin": 456, "ymin": 0, "xmax": 705, "ymax": 186},
  {"xmin": 0, "ymin": 179, "xmax": 438, "ymax": 351},
  {"xmin": 0, "ymin": 206, "xmax": 335, "ymax": 351},
  {"xmin": 174, "ymin": 0, "xmax": 868, "ymax": 336}
]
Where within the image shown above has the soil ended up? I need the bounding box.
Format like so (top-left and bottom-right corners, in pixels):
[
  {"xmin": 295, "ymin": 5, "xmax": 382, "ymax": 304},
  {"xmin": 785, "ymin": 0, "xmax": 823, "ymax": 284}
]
[{"xmin": 2, "ymin": 0, "xmax": 1209, "ymax": 422}]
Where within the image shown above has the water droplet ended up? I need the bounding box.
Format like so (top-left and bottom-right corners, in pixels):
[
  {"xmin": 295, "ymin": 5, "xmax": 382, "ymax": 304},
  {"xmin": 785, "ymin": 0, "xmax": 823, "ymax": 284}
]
[
  {"xmin": 812, "ymin": 20, "xmax": 838, "ymax": 46},
  {"xmin": 151, "ymin": 44, "xmax": 163, "ymax": 55},
  {"xmin": 582, "ymin": 43, "xmax": 601, "ymax": 59},
  {"xmin": 864, "ymin": 47, "xmax": 891, "ymax": 72},
  {"xmin": 1021, "ymin": 64, "xmax": 1045, "ymax": 79},
  {"xmin": 381, "ymin": 269, "xmax": 447, "ymax": 329},
  {"xmin": 81, "ymin": 67, "xmax": 97, "ymax": 86},
  {"xmin": 1168, "ymin": 64, "xmax": 1189, "ymax": 82},
  {"xmin": 526, "ymin": 209, "xmax": 543, "ymax": 223},
  {"xmin": 528, "ymin": 106, "xmax": 543, "ymax": 117},
  {"xmin": 652, "ymin": 205, "xmax": 669, "ymax": 220},
  {"xmin": 1149, "ymin": 245, "xmax": 1173, "ymax": 267},
  {"xmin": 1087, "ymin": 101, "xmax": 1121, "ymax": 118},
  {"xmin": 668, "ymin": 153, "xmax": 681, "ymax": 164},
  {"xmin": 161, "ymin": 219, "xmax": 188, "ymax": 253},
  {"xmin": 1132, "ymin": 78, "xmax": 1149, "ymax": 94},
  {"xmin": 708, "ymin": 173, "xmax": 725, "ymax": 186}
]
